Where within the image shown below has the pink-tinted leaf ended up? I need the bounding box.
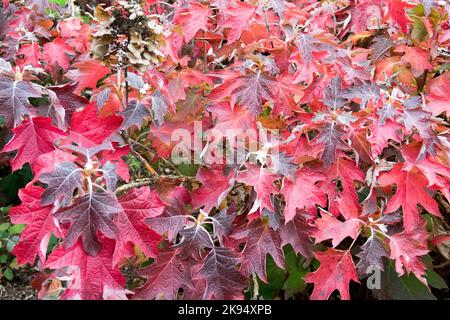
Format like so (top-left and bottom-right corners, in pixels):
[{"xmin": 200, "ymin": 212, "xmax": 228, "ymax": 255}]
[
  {"xmin": 2, "ymin": 116, "xmax": 66, "ymax": 171},
  {"xmin": 305, "ymin": 249, "xmax": 359, "ymax": 300},
  {"xmin": 45, "ymin": 239, "xmax": 126, "ymax": 300},
  {"xmin": 10, "ymin": 185, "xmax": 57, "ymax": 265},
  {"xmin": 240, "ymin": 219, "xmax": 285, "ymax": 282}
]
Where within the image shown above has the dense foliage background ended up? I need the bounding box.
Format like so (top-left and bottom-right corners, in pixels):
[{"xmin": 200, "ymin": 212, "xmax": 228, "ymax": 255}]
[{"xmin": 0, "ymin": 0, "xmax": 449, "ymax": 300}]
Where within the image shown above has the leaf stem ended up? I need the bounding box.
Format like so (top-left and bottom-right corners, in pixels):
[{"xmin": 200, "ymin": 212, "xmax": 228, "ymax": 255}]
[{"xmin": 252, "ymin": 273, "xmax": 259, "ymax": 300}]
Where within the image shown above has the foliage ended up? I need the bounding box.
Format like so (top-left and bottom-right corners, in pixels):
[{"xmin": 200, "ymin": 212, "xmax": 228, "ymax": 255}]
[
  {"xmin": 0, "ymin": 208, "xmax": 25, "ymax": 281},
  {"xmin": 0, "ymin": 166, "xmax": 32, "ymax": 283},
  {"xmin": 0, "ymin": 0, "xmax": 449, "ymax": 300}
]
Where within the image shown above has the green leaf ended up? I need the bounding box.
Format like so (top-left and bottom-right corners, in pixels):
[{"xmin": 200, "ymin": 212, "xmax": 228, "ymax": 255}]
[
  {"xmin": 258, "ymin": 254, "xmax": 286, "ymax": 299},
  {"xmin": 409, "ymin": 4, "xmax": 426, "ymax": 17},
  {"xmin": 5, "ymin": 236, "xmax": 18, "ymax": 252},
  {"xmin": 372, "ymin": 260, "xmax": 437, "ymax": 300},
  {"xmin": 46, "ymin": 234, "xmax": 59, "ymax": 254},
  {"xmin": 425, "ymin": 269, "xmax": 448, "ymax": 290},
  {"xmin": 411, "ymin": 16, "xmax": 429, "ymax": 42},
  {"xmin": 9, "ymin": 257, "xmax": 18, "ymax": 270},
  {"xmin": 49, "ymin": 0, "xmax": 68, "ymax": 6},
  {"xmin": 176, "ymin": 164, "xmax": 198, "ymax": 176},
  {"xmin": 0, "ymin": 165, "xmax": 33, "ymax": 202},
  {"xmin": 3, "ymin": 267, "xmax": 13, "ymax": 281},
  {"xmin": 0, "ymin": 223, "xmax": 11, "ymax": 232},
  {"xmin": 8, "ymin": 224, "xmax": 25, "ymax": 235},
  {"xmin": 283, "ymin": 245, "xmax": 308, "ymax": 299},
  {"xmin": 422, "ymin": 255, "xmax": 448, "ymax": 289},
  {"xmin": 0, "ymin": 254, "xmax": 8, "ymax": 264},
  {"xmin": 0, "ymin": 206, "xmax": 10, "ymax": 214}
]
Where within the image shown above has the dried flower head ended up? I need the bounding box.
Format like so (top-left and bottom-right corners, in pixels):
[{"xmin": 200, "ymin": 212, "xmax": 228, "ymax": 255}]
[{"xmin": 91, "ymin": 0, "xmax": 165, "ymax": 72}]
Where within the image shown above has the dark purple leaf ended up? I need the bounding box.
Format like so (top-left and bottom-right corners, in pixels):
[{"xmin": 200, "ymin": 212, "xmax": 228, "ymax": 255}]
[
  {"xmin": 56, "ymin": 191, "xmax": 122, "ymax": 256},
  {"xmin": 40, "ymin": 161, "xmax": 84, "ymax": 207},
  {"xmin": 120, "ymin": 100, "xmax": 151, "ymax": 130},
  {"xmin": 198, "ymin": 247, "xmax": 246, "ymax": 299},
  {"xmin": 0, "ymin": 76, "xmax": 43, "ymax": 128},
  {"xmin": 356, "ymin": 234, "xmax": 389, "ymax": 276}
]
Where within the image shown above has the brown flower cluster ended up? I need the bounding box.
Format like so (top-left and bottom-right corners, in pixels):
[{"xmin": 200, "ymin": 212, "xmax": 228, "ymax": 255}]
[{"xmin": 91, "ymin": 0, "xmax": 165, "ymax": 72}]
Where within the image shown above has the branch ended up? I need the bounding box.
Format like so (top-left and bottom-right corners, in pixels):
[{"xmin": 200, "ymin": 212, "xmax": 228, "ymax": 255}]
[
  {"xmin": 120, "ymin": 131, "xmax": 157, "ymax": 175},
  {"xmin": 115, "ymin": 174, "xmax": 198, "ymax": 195},
  {"xmin": 263, "ymin": 5, "xmax": 274, "ymax": 49},
  {"xmin": 251, "ymin": 273, "xmax": 259, "ymax": 300},
  {"xmin": 115, "ymin": 177, "xmax": 158, "ymax": 195}
]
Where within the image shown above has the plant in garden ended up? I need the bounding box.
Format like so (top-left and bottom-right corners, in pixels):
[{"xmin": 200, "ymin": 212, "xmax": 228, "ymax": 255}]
[
  {"xmin": 0, "ymin": 210, "xmax": 25, "ymax": 282},
  {"xmin": 0, "ymin": 0, "xmax": 449, "ymax": 300}
]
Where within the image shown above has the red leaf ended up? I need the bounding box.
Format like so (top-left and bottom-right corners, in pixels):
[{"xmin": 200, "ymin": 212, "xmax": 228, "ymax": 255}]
[
  {"xmin": 42, "ymin": 37, "xmax": 75, "ymax": 73},
  {"xmin": 282, "ymin": 167, "xmax": 326, "ymax": 222},
  {"xmin": 312, "ymin": 213, "xmax": 362, "ymax": 248},
  {"xmin": 387, "ymin": 0, "xmax": 413, "ymax": 34},
  {"xmin": 10, "ymin": 185, "xmax": 57, "ymax": 265},
  {"xmin": 191, "ymin": 165, "xmax": 235, "ymax": 213},
  {"xmin": 173, "ymin": 2, "xmax": 211, "ymax": 43},
  {"xmin": 209, "ymin": 72, "xmax": 298, "ymax": 116},
  {"xmin": 16, "ymin": 43, "xmax": 41, "ymax": 68},
  {"xmin": 400, "ymin": 142, "xmax": 450, "ymax": 188},
  {"xmin": 240, "ymin": 219, "xmax": 285, "ymax": 282},
  {"xmin": 44, "ymin": 239, "xmax": 126, "ymax": 300},
  {"xmin": 220, "ymin": 1, "xmax": 256, "ymax": 44},
  {"xmin": 324, "ymin": 157, "xmax": 365, "ymax": 218},
  {"xmin": 65, "ymin": 60, "xmax": 110, "ymax": 94},
  {"xmin": 31, "ymin": 149, "xmax": 77, "ymax": 183},
  {"xmin": 237, "ymin": 164, "xmax": 279, "ymax": 214},
  {"xmin": 68, "ymin": 102, "xmax": 123, "ymax": 147},
  {"xmin": 389, "ymin": 223, "xmax": 429, "ymax": 283},
  {"xmin": 2, "ymin": 116, "xmax": 66, "ymax": 171},
  {"xmin": 395, "ymin": 45, "xmax": 432, "ymax": 77},
  {"xmin": 368, "ymin": 119, "xmax": 402, "ymax": 158},
  {"xmin": 100, "ymin": 142, "xmax": 131, "ymax": 182},
  {"xmin": 280, "ymin": 213, "xmax": 315, "ymax": 258},
  {"xmin": 39, "ymin": 161, "xmax": 84, "ymax": 207},
  {"xmin": 208, "ymin": 102, "xmax": 256, "ymax": 133},
  {"xmin": 113, "ymin": 187, "xmax": 165, "ymax": 266},
  {"xmin": 425, "ymin": 72, "xmax": 450, "ymax": 116},
  {"xmin": 378, "ymin": 163, "xmax": 441, "ymax": 232},
  {"xmin": 198, "ymin": 247, "xmax": 247, "ymax": 299},
  {"xmin": 145, "ymin": 206, "xmax": 189, "ymax": 242},
  {"xmin": 47, "ymin": 82, "xmax": 89, "ymax": 126},
  {"xmin": 55, "ymin": 191, "xmax": 123, "ymax": 256},
  {"xmin": 0, "ymin": 76, "xmax": 43, "ymax": 128},
  {"xmin": 305, "ymin": 249, "xmax": 359, "ymax": 300},
  {"xmin": 176, "ymin": 224, "xmax": 214, "ymax": 259}
]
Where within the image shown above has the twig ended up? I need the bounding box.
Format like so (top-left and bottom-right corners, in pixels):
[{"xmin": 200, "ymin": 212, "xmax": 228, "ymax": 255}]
[
  {"xmin": 131, "ymin": 145, "xmax": 157, "ymax": 174},
  {"xmin": 130, "ymin": 139, "xmax": 184, "ymax": 177},
  {"xmin": 203, "ymin": 30, "xmax": 208, "ymax": 73},
  {"xmin": 115, "ymin": 174, "xmax": 197, "ymax": 195},
  {"xmin": 124, "ymin": 66, "xmax": 129, "ymax": 108},
  {"xmin": 252, "ymin": 273, "xmax": 259, "ymax": 300},
  {"xmin": 121, "ymin": 132, "xmax": 157, "ymax": 175},
  {"xmin": 435, "ymin": 261, "xmax": 450, "ymax": 269},
  {"xmin": 115, "ymin": 177, "xmax": 158, "ymax": 195},
  {"xmin": 262, "ymin": 5, "xmax": 274, "ymax": 49}
]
